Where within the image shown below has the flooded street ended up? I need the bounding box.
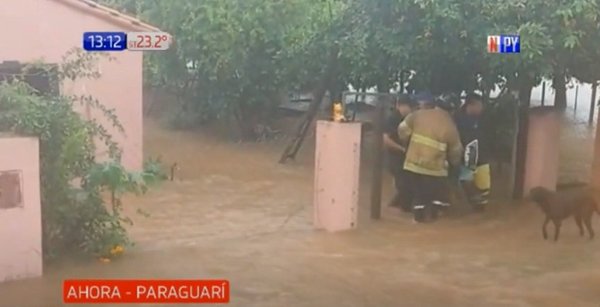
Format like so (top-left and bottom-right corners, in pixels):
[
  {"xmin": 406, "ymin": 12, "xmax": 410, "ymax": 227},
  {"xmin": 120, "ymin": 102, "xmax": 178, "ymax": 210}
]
[
  {"xmin": 558, "ymin": 105, "xmax": 597, "ymax": 184},
  {"xmin": 0, "ymin": 120, "xmax": 599, "ymax": 307}
]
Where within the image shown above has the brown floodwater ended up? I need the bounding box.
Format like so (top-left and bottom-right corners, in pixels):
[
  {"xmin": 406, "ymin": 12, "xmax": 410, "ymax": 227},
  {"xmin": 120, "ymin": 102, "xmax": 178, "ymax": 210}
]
[
  {"xmin": 558, "ymin": 108, "xmax": 597, "ymax": 184},
  {"xmin": 0, "ymin": 118, "xmax": 599, "ymax": 307}
]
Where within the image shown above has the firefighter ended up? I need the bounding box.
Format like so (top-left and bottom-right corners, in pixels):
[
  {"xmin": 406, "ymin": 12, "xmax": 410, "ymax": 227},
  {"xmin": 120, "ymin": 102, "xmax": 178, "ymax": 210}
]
[{"xmin": 397, "ymin": 92, "xmax": 463, "ymax": 223}]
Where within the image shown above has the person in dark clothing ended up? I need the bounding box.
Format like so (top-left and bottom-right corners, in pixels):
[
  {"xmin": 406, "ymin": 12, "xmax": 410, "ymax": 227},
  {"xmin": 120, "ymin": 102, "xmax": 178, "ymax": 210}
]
[
  {"xmin": 454, "ymin": 93, "xmax": 491, "ymax": 212},
  {"xmin": 383, "ymin": 93, "xmax": 414, "ymax": 212}
]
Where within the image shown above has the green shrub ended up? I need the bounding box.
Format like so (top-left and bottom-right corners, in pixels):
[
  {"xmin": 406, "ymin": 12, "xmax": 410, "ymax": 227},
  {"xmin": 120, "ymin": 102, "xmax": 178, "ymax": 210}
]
[{"xmin": 0, "ymin": 49, "xmax": 164, "ymax": 259}]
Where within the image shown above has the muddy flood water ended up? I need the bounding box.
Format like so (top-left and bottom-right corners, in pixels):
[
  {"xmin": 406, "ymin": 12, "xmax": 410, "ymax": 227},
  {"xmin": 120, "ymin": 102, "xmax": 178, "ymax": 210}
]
[{"xmin": 0, "ymin": 118, "xmax": 599, "ymax": 307}]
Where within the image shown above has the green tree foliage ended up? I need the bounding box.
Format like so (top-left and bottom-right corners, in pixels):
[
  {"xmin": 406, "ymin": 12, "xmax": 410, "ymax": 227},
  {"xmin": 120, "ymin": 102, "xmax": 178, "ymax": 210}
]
[
  {"xmin": 99, "ymin": 0, "xmax": 360, "ymax": 137},
  {"xmin": 485, "ymin": 0, "xmax": 600, "ymax": 106},
  {"xmin": 0, "ymin": 49, "xmax": 164, "ymax": 259},
  {"xmin": 106, "ymin": 0, "xmax": 343, "ymax": 138},
  {"xmin": 98, "ymin": 0, "xmax": 600, "ymax": 120}
]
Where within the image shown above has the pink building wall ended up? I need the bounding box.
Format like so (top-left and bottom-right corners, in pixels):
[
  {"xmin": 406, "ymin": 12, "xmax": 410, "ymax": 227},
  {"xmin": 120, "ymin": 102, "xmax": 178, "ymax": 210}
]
[
  {"xmin": 0, "ymin": 0, "xmax": 146, "ymax": 170},
  {"xmin": 523, "ymin": 107, "xmax": 561, "ymax": 193},
  {"xmin": 0, "ymin": 137, "xmax": 42, "ymax": 282},
  {"xmin": 593, "ymin": 120, "xmax": 600, "ymax": 188}
]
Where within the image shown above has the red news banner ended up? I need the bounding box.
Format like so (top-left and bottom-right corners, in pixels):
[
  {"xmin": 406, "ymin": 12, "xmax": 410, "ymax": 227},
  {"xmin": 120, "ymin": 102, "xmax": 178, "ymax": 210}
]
[{"xmin": 64, "ymin": 279, "xmax": 230, "ymax": 304}]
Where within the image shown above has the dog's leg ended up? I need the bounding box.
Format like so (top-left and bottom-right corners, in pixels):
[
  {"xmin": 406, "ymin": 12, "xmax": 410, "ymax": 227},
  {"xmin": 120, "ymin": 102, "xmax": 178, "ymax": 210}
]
[
  {"xmin": 583, "ymin": 215, "xmax": 595, "ymax": 240},
  {"xmin": 552, "ymin": 219, "xmax": 561, "ymax": 242},
  {"xmin": 575, "ymin": 215, "xmax": 584, "ymax": 237},
  {"xmin": 542, "ymin": 217, "xmax": 550, "ymax": 240}
]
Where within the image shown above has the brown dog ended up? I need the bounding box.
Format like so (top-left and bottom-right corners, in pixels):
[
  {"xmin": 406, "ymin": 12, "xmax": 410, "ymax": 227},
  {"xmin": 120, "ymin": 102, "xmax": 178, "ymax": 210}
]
[{"xmin": 528, "ymin": 186, "xmax": 600, "ymax": 241}]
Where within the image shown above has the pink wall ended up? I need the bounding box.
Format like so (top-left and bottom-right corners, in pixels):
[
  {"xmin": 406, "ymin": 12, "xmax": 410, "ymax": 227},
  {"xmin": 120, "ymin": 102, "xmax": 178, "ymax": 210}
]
[
  {"xmin": 593, "ymin": 119, "xmax": 600, "ymax": 188},
  {"xmin": 0, "ymin": 137, "xmax": 42, "ymax": 282},
  {"xmin": 0, "ymin": 0, "xmax": 144, "ymax": 170},
  {"xmin": 523, "ymin": 108, "xmax": 561, "ymax": 193},
  {"xmin": 314, "ymin": 121, "xmax": 361, "ymax": 232}
]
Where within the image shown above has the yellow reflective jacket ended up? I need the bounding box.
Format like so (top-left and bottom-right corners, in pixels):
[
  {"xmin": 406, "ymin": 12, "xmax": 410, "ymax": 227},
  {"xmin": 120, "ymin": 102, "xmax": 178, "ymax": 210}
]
[{"xmin": 397, "ymin": 108, "xmax": 463, "ymax": 177}]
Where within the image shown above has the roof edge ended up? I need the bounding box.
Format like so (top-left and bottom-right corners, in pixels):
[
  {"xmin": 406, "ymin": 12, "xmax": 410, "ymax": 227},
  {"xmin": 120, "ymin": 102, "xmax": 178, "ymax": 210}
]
[{"xmin": 52, "ymin": 0, "xmax": 163, "ymax": 32}]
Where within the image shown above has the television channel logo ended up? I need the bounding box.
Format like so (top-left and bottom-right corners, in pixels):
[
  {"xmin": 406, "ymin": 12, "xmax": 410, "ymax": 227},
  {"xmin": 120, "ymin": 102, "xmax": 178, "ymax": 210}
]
[{"xmin": 487, "ymin": 35, "xmax": 520, "ymax": 53}]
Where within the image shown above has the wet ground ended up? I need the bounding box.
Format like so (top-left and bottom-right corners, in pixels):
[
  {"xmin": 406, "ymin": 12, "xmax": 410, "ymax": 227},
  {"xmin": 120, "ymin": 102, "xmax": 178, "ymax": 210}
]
[{"xmin": 0, "ymin": 119, "xmax": 599, "ymax": 307}]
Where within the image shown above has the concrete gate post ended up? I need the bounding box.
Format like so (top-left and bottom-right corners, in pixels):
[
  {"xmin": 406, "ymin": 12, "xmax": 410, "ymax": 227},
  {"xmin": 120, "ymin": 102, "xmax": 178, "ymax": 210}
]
[
  {"xmin": 0, "ymin": 136, "xmax": 42, "ymax": 282},
  {"xmin": 313, "ymin": 121, "xmax": 361, "ymax": 232},
  {"xmin": 522, "ymin": 107, "xmax": 561, "ymax": 194}
]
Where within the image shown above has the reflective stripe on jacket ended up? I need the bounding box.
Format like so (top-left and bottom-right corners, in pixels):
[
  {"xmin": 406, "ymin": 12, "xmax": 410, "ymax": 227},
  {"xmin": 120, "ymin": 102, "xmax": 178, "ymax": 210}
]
[{"xmin": 397, "ymin": 108, "xmax": 463, "ymax": 177}]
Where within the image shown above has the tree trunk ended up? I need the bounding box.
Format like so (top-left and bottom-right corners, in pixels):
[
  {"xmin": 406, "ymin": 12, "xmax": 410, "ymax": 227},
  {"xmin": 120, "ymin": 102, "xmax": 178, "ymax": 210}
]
[
  {"xmin": 351, "ymin": 89, "xmax": 361, "ymax": 121},
  {"xmin": 512, "ymin": 73, "xmax": 534, "ymax": 199},
  {"xmin": 589, "ymin": 81, "xmax": 597, "ymax": 126},
  {"xmin": 278, "ymin": 45, "xmax": 339, "ymax": 164},
  {"xmin": 553, "ymin": 69, "xmax": 567, "ymax": 110},
  {"xmin": 326, "ymin": 79, "xmax": 343, "ymax": 116},
  {"xmin": 541, "ymin": 81, "xmax": 546, "ymax": 106},
  {"xmin": 507, "ymin": 90, "xmax": 519, "ymax": 198},
  {"xmin": 518, "ymin": 81, "xmax": 534, "ymax": 106},
  {"xmin": 400, "ymin": 70, "xmax": 405, "ymax": 92},
  {"xmin": 370, "ymin": 83, "xmax": 389, "ymax": 220},
  {"xmin": 330, "ymin": 79, "xmax": 344, "ymax": 103},
  {"xmin": 234, "ymin": 103, "xmax": 258, "ymax": 141}
]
